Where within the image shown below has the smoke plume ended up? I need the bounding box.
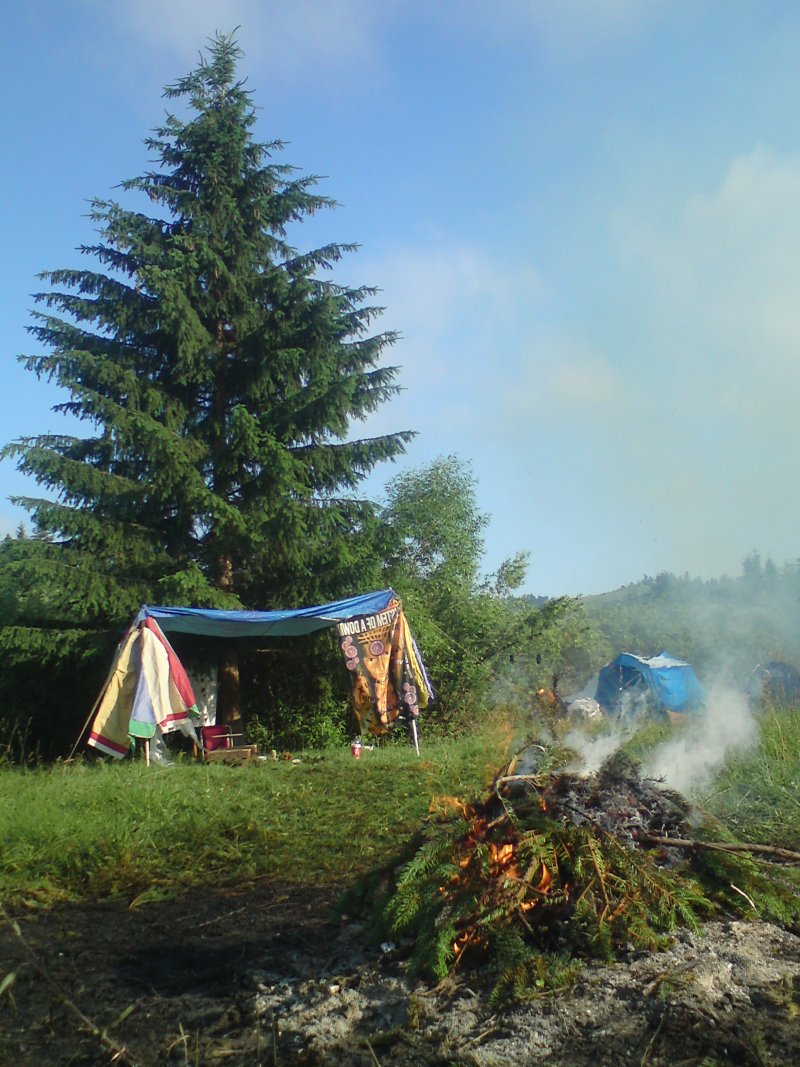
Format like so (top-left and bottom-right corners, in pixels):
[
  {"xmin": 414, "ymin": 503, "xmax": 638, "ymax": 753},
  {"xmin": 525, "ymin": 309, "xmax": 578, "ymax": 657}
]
[
  {"xmin": 559, "ymin": 685, "xmax": 759, "ymax": 797},
  {"xmin": 642, "ymin": 685, "xmax": 758, "ymax": 796}
]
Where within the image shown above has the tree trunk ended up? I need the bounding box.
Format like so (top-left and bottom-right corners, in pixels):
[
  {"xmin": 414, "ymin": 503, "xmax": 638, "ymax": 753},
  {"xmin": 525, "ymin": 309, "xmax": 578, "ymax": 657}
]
[
  {"xmin": 216, "ymin": 550, "xmax": 241, "ymax": 725},
  {"xmin": 217, "ymin": 643, "xmax": 242, "ymax": 726}
]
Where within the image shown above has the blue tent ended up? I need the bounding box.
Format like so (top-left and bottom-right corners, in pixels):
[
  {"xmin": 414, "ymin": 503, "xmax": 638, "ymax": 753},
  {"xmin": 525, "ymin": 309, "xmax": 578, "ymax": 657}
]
[
  {"xmin": 594, "ymin": 652, "xmax": 705, "ymax": 720},
  {"xmin": 745, "ymin": 661, "xmax": 800, "ymax": 707}
]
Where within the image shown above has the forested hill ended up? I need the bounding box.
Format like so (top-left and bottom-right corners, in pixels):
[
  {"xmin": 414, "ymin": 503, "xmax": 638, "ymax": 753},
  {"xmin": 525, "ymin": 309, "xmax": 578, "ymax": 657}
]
[{"xmin": 573, "ymin": 553, "xmax": 800, "ymax": 682}]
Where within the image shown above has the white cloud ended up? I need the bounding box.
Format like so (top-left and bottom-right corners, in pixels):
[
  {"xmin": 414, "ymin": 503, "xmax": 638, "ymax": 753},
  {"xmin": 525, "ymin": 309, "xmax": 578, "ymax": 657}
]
[
  {"xmin": 617, "ymin": 146, "xmax": 800, "ymax": 403},
  {"xmin": 350, "ymin": 239, "xmax": 547, "ymax": 443},
  {"xmin": 595, "ymin": 146, "xmax": 800, "ymax": 577},
  {"xmin": 370, "ymin": 241, "xmax": 543, "ymax": 339},
  {"xmin": 443, "ymin": 0, "xmax": 666, "ymax": 53},
  {"xmin": 534, "ymin": 333, "xmax": 624, "ymax": 413},
  {"xmin": 383, "ymin": 146, "xmax": 800, "ymax": 590},
  {"xmin": 104, "ymin": 0, "xmax": 667, "ymax": 85},
  {"xmin": 514, "ymin": 0, "xmax": 660, "ymax": 44},
  {"xmin": 97, "ymin": 0, "xmax": 386, "ymax": 87},
  {"xmin": 464, "ymin": 325, "xmax": 630, "ymax": 452}
]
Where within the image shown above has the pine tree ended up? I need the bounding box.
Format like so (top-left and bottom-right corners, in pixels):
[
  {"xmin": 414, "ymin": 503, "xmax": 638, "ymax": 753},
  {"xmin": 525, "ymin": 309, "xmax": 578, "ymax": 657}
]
[{"xmin": 2, "ymin": 34, "xmax": 412, "ymax": 728}]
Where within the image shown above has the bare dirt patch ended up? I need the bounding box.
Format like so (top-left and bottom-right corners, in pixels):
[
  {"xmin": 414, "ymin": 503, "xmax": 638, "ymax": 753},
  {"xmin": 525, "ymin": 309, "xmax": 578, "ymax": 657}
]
[{"xmin": 1, "ymin": 887, "xmax": 798, "ymax": 1066}]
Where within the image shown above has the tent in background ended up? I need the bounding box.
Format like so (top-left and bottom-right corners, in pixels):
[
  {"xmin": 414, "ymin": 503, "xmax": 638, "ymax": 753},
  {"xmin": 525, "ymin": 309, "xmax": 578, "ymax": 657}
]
[
  {"xmin": 594, "ymin": 652, "xmax": 705, "ymax": 721},
  {"xmin": 85, "ymin": 590, "xmax": 433, "ymax": 758},
  {"xmin": 745, "ymin": 660, "xmax": 800, "ymax": 708}
]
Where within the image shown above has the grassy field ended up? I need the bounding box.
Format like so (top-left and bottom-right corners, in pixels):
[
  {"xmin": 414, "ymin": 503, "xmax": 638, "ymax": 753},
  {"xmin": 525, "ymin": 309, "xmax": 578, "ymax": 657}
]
[
  {"xmin": 1, "ymin": 707, "xmax": 798, "ymax": 909},
  {"xmin": 700, "ymin": 705, "xmax": 800, "ymax": 852},
  {"xmin": 0, "ymin": 727, "xmax": 514, "ymax": 908}
]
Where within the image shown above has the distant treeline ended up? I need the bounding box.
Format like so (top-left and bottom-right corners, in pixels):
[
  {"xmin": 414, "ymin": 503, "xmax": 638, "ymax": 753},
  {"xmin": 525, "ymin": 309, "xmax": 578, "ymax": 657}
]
[{"xmin": 575, "ymin": 551, "xmax": 800, "ymax": 687}]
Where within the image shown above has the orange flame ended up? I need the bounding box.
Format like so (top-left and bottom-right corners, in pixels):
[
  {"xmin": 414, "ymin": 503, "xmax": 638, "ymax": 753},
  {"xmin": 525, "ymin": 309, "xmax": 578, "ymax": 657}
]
[
  {"xmin": 452, "ymin": 931, "xmax": 472, "ymax": 956},
  {"xmin": 518, "ymin": 863, "xmax": 554, "ymax": 911},
  {"xmin": 489, "ymin": 842, "xmax": 515, "ymax": 869},
  {"xmin": 533, "ymin": 862, "xmax": 552, "ymax": 894}
]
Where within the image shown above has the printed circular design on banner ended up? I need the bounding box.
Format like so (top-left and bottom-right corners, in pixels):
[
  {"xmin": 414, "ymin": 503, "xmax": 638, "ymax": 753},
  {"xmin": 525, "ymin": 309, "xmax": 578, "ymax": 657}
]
[
  {"xmin": 341, "ymin": 636, "xmax": 354, "ymax": 651},
  {"xmin": 346, "ymin": 657, "xmax": 359, "ymax": 670},
  {"xmin": 368, "ymin": 640, "xmax": 385, "ymax": 656}
]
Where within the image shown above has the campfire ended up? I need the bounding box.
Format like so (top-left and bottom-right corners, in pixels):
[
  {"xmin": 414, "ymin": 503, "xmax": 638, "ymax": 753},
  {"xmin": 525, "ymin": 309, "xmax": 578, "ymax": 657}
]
[
  {"xmin": 378, "ymin": 745, "xmax": 800, "ymax": 992},
  {"xmin": 528, "ymin": 749, "xmax": 693, "ymax": 851}
]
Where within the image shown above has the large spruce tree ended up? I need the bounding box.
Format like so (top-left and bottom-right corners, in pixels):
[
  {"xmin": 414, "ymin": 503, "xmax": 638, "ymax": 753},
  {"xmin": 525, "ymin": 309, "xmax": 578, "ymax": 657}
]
[{"xmin": 2, "ymin": 35, "xmax": 411, "ymax": 732}]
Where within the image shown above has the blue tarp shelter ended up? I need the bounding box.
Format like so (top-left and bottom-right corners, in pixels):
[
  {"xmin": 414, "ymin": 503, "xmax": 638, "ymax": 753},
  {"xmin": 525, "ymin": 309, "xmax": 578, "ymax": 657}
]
[
  {"xmin": 86, "ymin": 589, "xmax": 433, "ymax": 757},
  {"xmin": 595, "ymin": 652, "xmax": 705, "ymax": 719},
  {"xmin": 135, "ymin": 589, "xmax": 397, "ymax": 638}
]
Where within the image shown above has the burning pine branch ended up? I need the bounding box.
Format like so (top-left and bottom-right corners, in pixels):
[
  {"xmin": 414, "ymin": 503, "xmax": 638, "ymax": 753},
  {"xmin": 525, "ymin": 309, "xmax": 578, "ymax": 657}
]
[{"xmin": 376, "ymin": 750, "xmax": 800, "ymax": 993}]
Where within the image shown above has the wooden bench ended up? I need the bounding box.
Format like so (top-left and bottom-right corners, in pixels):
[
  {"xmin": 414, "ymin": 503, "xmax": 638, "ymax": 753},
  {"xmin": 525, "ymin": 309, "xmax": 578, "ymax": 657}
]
[{"xmin": 202, "ymin": 744, "xmax": 259, "ymax": 764}]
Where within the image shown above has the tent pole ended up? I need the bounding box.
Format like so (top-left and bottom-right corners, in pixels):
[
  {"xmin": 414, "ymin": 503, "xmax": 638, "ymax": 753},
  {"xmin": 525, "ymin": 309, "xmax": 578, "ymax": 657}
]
[{"xmin": 410, "ymin": 717, "xmax": 420, "ymax": 757}]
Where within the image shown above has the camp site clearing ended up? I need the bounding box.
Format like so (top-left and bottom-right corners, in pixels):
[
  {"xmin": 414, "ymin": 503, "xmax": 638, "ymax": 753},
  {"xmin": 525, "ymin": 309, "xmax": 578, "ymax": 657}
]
[{"xmin": 2, "ymin": 722, "xmax": 800, "ymax": 1066}]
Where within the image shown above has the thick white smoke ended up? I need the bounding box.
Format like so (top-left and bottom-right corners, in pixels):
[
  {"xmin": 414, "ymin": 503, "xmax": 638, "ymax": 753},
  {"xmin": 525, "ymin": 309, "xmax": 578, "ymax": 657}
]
[
  {"xmin": 560, "ymin": 684, "xmax": 758, "ymax": 797},
  {"xmin": 562, "ymin": 722, "xmax": 636, "ymax": 774},
  {"xmin": 642, "ymin": 685, "xmax": 758, "ymax": 796}
]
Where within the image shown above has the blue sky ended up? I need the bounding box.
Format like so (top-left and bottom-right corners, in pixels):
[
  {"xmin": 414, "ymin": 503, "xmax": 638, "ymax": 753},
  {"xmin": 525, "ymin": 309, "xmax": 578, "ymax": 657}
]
[{"xmin": 2, "ymin": 1, "xmax": 800, "ymax": 596}]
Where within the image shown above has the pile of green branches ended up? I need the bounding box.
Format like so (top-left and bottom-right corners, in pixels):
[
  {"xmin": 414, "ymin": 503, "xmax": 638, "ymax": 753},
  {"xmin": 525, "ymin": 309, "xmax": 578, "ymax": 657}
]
[{"xmin": 370, "ymin": 754, "xmax": 800, "ymax": 997}]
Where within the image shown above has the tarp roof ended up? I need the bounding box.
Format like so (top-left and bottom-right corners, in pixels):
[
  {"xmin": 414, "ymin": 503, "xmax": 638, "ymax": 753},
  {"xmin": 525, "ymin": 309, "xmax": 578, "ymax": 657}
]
[{"xmin": 134, "ymin": 589, "xmax": 396, "ymax": 638}]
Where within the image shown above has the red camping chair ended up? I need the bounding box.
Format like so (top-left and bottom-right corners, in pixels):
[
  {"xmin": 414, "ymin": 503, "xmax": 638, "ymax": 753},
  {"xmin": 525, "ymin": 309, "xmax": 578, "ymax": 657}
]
[
  {"xmin": 198, "ymin": 724, "xmax": 257, "ymax": 763},
  {"xmin": 201, "ymin": 724, "xmax": 234, "ymax": 751}
]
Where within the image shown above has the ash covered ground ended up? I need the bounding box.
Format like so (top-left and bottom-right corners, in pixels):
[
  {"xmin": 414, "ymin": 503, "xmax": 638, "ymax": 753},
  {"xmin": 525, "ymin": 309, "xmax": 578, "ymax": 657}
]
[
  {"xmin": 3, "ymin": 747, "xmax": 798, "ymax": 1065},
  {"xmin": 1, "ymin": 885, "xmax": 798, "ymax": 1066}
]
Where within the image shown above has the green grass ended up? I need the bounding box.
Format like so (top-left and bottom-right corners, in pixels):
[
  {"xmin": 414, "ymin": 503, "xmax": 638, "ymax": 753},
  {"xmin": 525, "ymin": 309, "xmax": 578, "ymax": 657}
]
[
  {"xmin": 2, "ymin": 706, "xmax": 799, "ymax": 912},
  {"xmin": 699, "ymin": 706, "xmax": 800, "ymax": 852},
  {"xmin": 0, "ymin": 731, "xmax": 510, "ymax": 907}
]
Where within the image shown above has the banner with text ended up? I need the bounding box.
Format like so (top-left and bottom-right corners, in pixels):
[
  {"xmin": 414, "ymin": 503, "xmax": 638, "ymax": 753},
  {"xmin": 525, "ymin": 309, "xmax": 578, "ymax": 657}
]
[{"xmin": 336, "ymin": 599, "xmax": 431, "ymax": 736}]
